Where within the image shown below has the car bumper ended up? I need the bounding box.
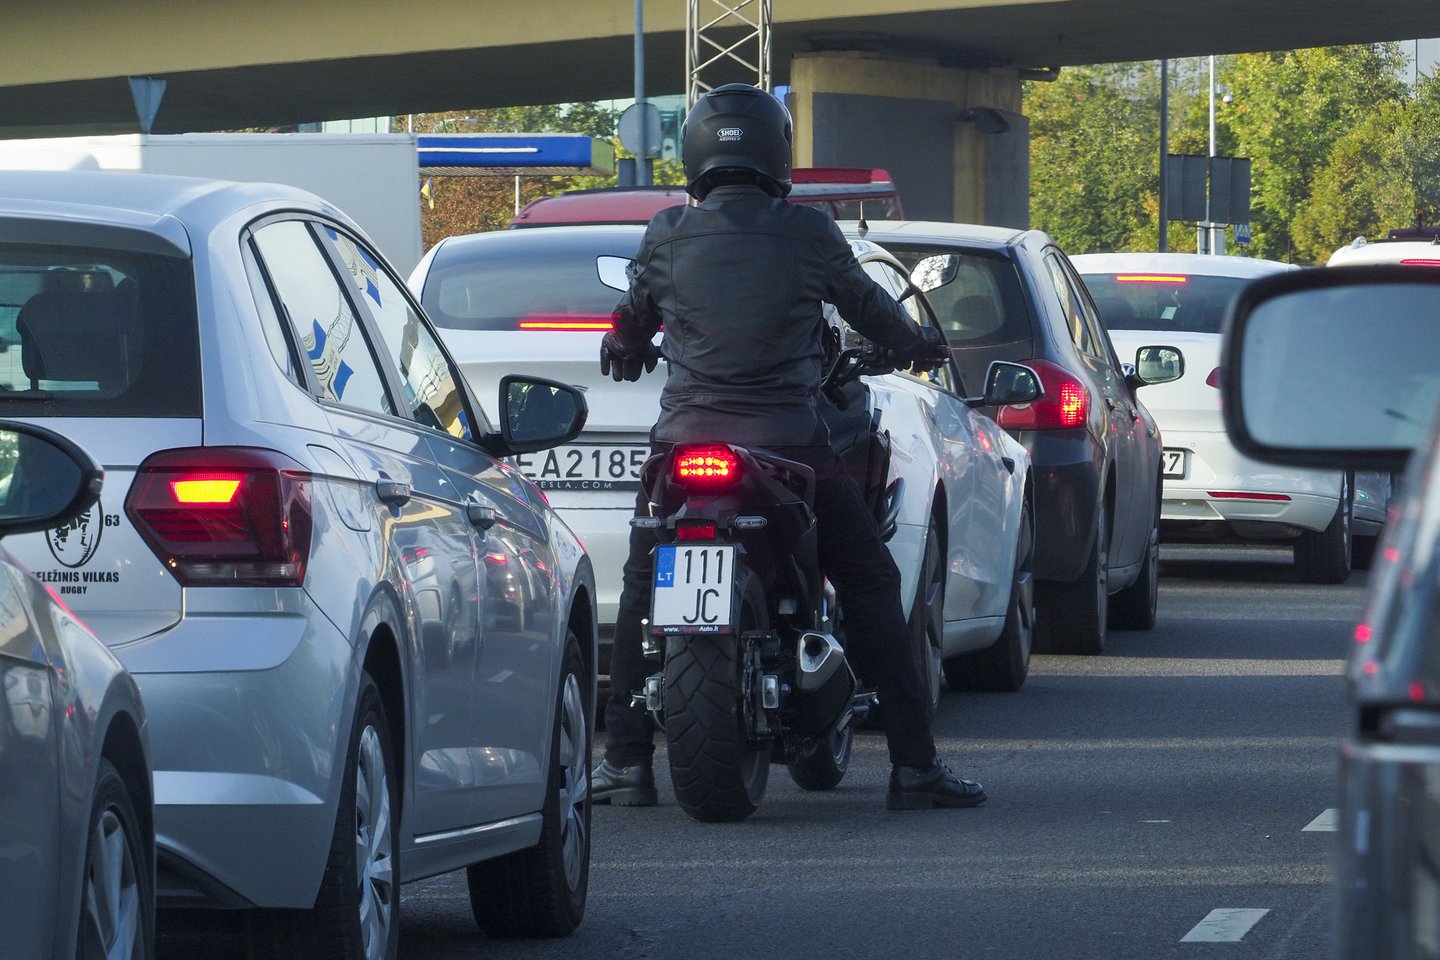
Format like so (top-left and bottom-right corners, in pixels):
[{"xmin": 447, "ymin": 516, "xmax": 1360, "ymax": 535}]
[
  {"xmin": 1337, "ymin": 737, "xmax": 1440, "ymax": 960},
  {"xmin": 1159, "ymin": 430, "xmax": 1340, "ymax": 538},
  {"xmin": 1023, "ymin": 431, "xmax": 1102, "ymax": 584},
  {"xmin": 119, "ymin": 596, "xmax": 352, "ymax": 910}
]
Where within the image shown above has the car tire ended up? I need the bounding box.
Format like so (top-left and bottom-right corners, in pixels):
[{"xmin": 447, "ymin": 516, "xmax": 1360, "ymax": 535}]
[
  {"xmin": 663, "ymin": 572, "xmax": 770, "ymax": 822},
  {"xmin": 1035, "ymin": 497, "xmax": 1109, "ymax": 656},
  {"xmin": 1295, "ymin": 474, "xmax": 1353, "ymax": 584},
  {"xmin": 469, "ymin": 630, "xmax": 591, "ymax": 937},
  {"xmin": 1109, "ymin": 486, "xmax": 1160, "ymax": 630},
  {"xmin": 79, "ymin": 757, "xmax": 152, "ymax": 960},
  {"xmin": 907, "ymin": 516, "xmax": 945, "ymax": 709},
  {"xmin": 262, "ymin": 672, "xmax": 399, "ymax": 960},
  {"xmin": 946, "ymin": 496, "xmax": 1034, "ymax": 692}
]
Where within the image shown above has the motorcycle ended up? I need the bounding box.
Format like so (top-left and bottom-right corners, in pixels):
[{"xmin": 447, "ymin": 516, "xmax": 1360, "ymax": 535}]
[{"xmin": 631, "ymin": 333, "xmax": 906, "ymax": 823}]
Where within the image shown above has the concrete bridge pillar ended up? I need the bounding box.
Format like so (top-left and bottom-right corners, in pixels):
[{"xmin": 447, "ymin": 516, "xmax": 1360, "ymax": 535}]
[{"xmin": 788, "ymin": 51, "xmax": 1028, "ymax": 227}]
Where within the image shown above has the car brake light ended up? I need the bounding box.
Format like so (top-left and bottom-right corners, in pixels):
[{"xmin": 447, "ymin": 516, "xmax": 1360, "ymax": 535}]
[
  {"xmin": 1114, "ymin": 274, "xmax": 1188, "ymax": 284},
  {"xmin": 517, "ymin": 312, "xmax": 618, "ymax": 331},
  {"xmin": 674, "ymin": 445, "xmax": 742, "ymax": 490},
  {"xmin": 126, "ymin": 447, "xmax": 313, "ymax": 587},
  {"xmin": 996, "ymin": 359, "xmax": 1089, "ymax": 431},
  {"xmin": 1399, "ymin": 259, "xmax": 1440, "ymax": 266},
  {"xmin": 1205, "ymin": 367, "xmax": 1221, "ymax": 389}
]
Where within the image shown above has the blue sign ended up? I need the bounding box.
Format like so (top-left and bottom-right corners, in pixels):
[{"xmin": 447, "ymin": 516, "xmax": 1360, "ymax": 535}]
[{"xmin": 1234, "ymin": 222, "xmax": 1252, "ymax": 246}]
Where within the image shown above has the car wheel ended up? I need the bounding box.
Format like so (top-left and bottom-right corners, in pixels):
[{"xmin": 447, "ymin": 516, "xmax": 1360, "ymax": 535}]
[
  {"xmin": 1109, "ymin": 486, "xmax": 1160, "ymax": 630},
  {"xmin": 262, "ymin": 672, "xmax": 399, "ymax": 960},
  {"xmin": 1295, "ymin": 474, "xmax": 1353, "ymax": 584},
  {"xmin": 469, "ymin": 630, "xmax": 591, "ymax": 937},
  {"xmin": 945, "ymin": 495, "xmax": 1034, "ymax": 692},
  {"xmin": 907, "ymin": 516, "xmax": 945, "ymax": 709},
  {"xmin": 1035, "ymin": 497, "xmax": 1109, "ymax": 656},
  {"xmin": 79, "ymin": 757, "xmax": 152, "ymax": 960}
]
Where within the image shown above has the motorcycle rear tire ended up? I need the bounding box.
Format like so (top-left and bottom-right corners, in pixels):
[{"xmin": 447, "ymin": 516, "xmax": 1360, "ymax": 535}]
[{"xmin": 663, "ymin": 572, "xmax": 770, "ymax": 822}]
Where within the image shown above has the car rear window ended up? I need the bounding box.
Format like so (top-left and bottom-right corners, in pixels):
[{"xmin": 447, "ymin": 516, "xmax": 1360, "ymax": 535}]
[
  {"xmin": 0, "ymin": 243, "xmax": 200, "ymax": 417},
  {"xmin": 1081, "ymin": 273, "xmax": 1250, "ymax": 334},
  {"xmin": 421, "ymin": 247, "xmax": 622, "ymax": 332},
  {"xmin": 885, "ymin": 246, "xmax": 1031, "ymax": 347}
]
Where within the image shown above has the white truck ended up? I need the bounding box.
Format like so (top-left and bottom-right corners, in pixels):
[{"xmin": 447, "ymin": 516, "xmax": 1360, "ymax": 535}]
[{"xmin": 0, "ymin": 132, "xmax": 423, "ymax": 275}]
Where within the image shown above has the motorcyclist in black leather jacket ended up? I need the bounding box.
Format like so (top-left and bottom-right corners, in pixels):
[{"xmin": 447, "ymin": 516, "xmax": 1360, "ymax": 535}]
[{"xmin": 594, "ymin": 83, "xmax": 986, "ymax": 810}]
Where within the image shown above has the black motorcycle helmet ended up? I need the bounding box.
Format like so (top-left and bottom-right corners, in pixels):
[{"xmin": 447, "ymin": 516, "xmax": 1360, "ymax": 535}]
[{"xmin": 681, "ymin": 83, "xmax": 793, "ymax": 200}]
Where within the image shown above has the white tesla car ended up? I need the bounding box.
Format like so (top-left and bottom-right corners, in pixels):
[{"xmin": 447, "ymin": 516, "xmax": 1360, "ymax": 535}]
[
  {"xmin": 1073, "ymin": 251, "xmax": 1387, "ymax": 581},
  {"xmin": 411, "ymin": 224, "xmax": 1038, "ymax": 696}
]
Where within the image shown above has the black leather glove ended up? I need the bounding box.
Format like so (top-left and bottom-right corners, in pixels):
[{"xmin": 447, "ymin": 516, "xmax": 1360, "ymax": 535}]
[
  {"xmin": 599, "ymin": 331, "xmax": 661, "ymax": 382},
  {"xmin": 907, "ymin": 326, "xmax": 952, "ymax": 374}
]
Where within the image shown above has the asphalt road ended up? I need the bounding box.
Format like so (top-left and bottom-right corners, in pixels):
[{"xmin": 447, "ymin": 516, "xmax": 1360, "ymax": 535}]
[{"xmin": 160, "ymin": 544, "xmax": 1365, "ymax": 959}]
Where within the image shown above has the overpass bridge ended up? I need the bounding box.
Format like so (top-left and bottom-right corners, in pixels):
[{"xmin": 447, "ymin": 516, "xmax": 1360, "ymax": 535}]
[{"xmin": 0, "ymin": 0, "xmax": 1432, "ymax": 224}]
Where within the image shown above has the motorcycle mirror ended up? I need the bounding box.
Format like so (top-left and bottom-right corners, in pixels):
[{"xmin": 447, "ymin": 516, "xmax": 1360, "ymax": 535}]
[{"xmin": 596, "ymin": 256, "xmax": 632, "ymax": 292}]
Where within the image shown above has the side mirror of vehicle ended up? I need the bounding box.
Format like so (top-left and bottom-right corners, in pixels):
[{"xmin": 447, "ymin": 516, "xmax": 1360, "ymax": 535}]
[
  {"xmin": 596, "ymin": 256, "xmax": 632, "ymax": 293},
  {"xmin": 965, "ymin": 360, "xmax": 1043, "ymax": 407},
  {"xmin": 912, "ymin": 254, "xmax": 960, "ymax": 293},
  {"xmin": 1128, "ymin": 345, "xmax": 1185, "ymax": 387},
  {"xmin": 1221, "ymin": 264, "xmax": 1440, "ymax": 472},
  {"xmin": 0, "ymin": 420, "xmax": 103, "ymax": 537},
  {"xmin": 486, "ymin": 375, "xmax": 590, "ymax": 457}
]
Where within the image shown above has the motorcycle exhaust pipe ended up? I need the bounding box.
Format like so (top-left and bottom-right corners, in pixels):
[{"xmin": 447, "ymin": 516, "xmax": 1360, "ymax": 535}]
[{"xmin": 797, "ymin": 631, "xmax": 846, "ymax": 692}]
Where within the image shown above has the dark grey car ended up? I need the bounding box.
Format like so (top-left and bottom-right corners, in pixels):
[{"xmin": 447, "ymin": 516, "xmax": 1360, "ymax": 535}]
[
  {"xmin": 0, "ymin": 419, "xmax": 153, "ymax": 960},
  {"xmin": 847, "ymin": 221, "xmax": 1181, "ymax": 655},
  {"xmin": 1220, "ymin": 263, "xmax": 1440, "ymax": 960}
]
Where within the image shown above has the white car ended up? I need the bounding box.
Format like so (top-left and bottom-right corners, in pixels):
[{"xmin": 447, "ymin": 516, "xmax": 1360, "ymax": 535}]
[
  {"xmin": 411, "ymin": 224, "xmax": 1038, "ymax": 696},
  {"xmin": 1073, "ymin": 251, "xmax": 1386, "ymax": 581},
  {"xmin": 1328, "ymin": 226, "xmax": 1440, "ymax": 266}
]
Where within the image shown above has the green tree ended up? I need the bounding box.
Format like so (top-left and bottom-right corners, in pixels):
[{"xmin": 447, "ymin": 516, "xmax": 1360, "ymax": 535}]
[
  {"xmin": 1026, "ymin": 62, "xmax": 1171, "ymax": 254},
  {"xmin": 1294, "ymin": 74, "xmax": 1440, "ymax": 262},
  {"xmin": 1219, "ymin": 44, "xmax": 1408, "ymax": 261}
]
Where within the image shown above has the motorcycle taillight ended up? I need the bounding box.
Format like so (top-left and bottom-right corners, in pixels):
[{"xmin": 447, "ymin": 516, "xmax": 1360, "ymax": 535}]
[{"xmin": 673, "ymin": 445, "xmax": 742, "ymax": 491}]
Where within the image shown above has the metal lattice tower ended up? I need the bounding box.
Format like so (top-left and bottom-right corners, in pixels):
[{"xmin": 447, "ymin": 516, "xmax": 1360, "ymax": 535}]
[{"xmin": 686, "ymin": 0, "xmax": 773, "ymax": 109}]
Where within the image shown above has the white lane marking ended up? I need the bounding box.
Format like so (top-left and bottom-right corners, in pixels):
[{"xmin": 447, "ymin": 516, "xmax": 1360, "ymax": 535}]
[
  {"xmin": 1181, "ymin": 908, "xmax": 1271, "ymax": 942},
  {"xmin": 1303, "ymin": 808, "xmax": 1338, "ymax": 832}
]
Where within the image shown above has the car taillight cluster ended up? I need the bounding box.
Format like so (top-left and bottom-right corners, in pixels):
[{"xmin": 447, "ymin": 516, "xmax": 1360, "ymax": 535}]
[
  {"xmin": 125, "ymin": 447, "xmax": 314, "ymax": 587},
  {"xmin": 673, "ymin": 445, "xmax": 742, "ymax": 491},
  {"xmin": 996, "ymin": 359, "xmax": 1089, "ymax": 431}
]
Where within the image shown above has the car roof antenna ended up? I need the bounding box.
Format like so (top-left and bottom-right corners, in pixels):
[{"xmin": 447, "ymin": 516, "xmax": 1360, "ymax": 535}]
[{"xmin": 857, "ymin": 200, "xmax": 869, "ymax": 239}]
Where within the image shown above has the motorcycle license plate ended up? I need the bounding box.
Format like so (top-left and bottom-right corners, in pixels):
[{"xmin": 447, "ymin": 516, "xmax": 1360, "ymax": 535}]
[
  {"xmin": 1162, "ymin": 448, "xmax": 1189, "ymax": 479},
  {"xmin": 650, "ymin": 545, "xmax": 735, "ymax": 634}
]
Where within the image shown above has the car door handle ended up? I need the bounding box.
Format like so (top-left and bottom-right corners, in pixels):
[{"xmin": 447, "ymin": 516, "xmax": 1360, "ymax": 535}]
[
  {"xmin": 376, "ymin": 479, "xmax": 411, "ymax": 505},
  {"xmin": 467, "ymin": 503, "xmax": 498, "ymax": 530},
  {"xmin": 1105, "ymin": 397, "xmax": 1119, "ymax": 411}
]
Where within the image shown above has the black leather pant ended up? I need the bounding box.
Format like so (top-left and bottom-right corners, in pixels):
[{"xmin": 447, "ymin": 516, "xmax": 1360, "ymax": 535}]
[{"xmin": 603, "ymin": 442, "xmax": 938, "ymax": 769}]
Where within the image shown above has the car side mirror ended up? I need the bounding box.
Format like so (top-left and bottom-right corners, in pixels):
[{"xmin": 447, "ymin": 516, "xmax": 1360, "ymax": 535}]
[
  {"xmin": 596, "ymin": 256, "xmax": 631, "ymax": 293},
  {"xmin": 912, "ymin": 254, "xmax": 960, "ymax": 293},
  {"xmin": 487, "ymin": 375, "xmax": 589, "ymax": 457},
  {"xmin": 1221, "ymin": 264, "xmax": 1440, "ymax": 472},
  {"xmin": 0, "ymin": 420, "xmax": 103, "ymax": 537},
  {"xmin": 965, "ymin": 360, "xmax": 1043, "ymax": 407},
  {"xmin": 1129, "ymin": 345, "xmax": 1185, "ymax": 387}
]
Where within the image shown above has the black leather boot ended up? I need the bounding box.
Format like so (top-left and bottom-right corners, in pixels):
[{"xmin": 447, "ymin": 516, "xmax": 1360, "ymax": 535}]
[
  {"xmin": 886, "ymin": 759, "xmax": 987, "ymax": 810},
  {"xmin": 591, "ymin": 759, "xmax": 658, "ymax": 806}
]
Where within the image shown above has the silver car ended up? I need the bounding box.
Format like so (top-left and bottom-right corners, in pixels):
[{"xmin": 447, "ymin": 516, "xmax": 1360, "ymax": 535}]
[
  {"xmin": 1219, "ymin": 264, "xmax": 1440, "ymax": 960},
  {"xmin": 0, "ymin": 170, "xmax": 598, "ymax": 958},
  {"xmin": 0, "ymin": 419, "xmax": 153, "ymax": 960}
]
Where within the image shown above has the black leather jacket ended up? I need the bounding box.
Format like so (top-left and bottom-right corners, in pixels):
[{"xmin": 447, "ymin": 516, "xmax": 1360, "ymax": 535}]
[{"xmin": 611, "ymin": 183, "xmax": 931, "ymax": 446}]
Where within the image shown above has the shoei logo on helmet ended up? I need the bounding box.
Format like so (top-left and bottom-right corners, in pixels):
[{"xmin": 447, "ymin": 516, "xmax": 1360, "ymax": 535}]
[{"xmin": 717, "ymin": 127, "xmax": 744, "ymax": 141}]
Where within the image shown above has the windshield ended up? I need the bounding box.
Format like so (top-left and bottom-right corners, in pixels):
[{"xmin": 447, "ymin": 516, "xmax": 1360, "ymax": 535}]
[{"xmin": 1081, "ymin": 273, "xmax": 1251, "ymax": 333}]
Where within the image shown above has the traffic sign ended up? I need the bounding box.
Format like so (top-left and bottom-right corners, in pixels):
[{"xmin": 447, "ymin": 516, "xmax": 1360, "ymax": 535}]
[
  {"xmin": 1234, "ymin": 222, "xmax": 1252, "ymax": 246},
  {"xmin": 619, "ymin": 103, "xmax": 662, "ymax": 158}
]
